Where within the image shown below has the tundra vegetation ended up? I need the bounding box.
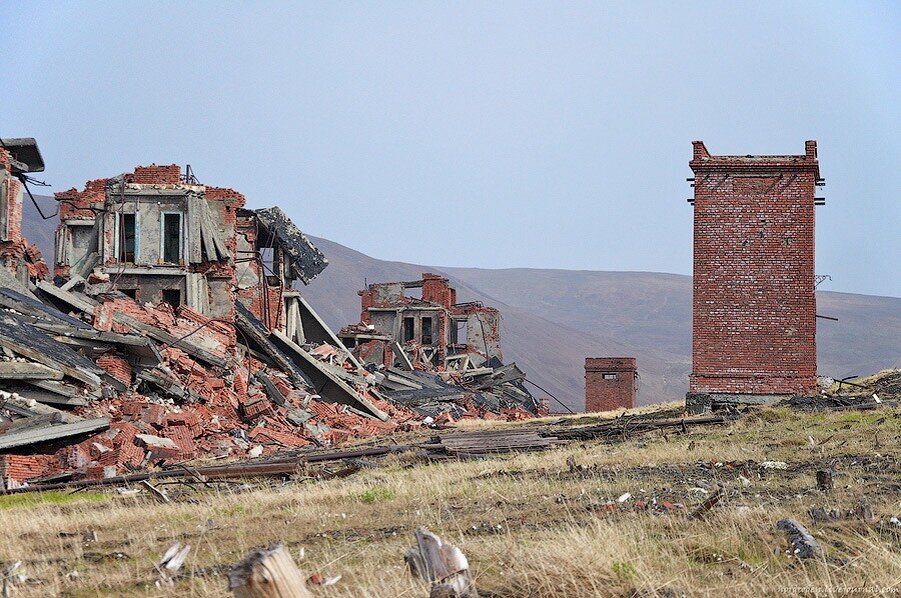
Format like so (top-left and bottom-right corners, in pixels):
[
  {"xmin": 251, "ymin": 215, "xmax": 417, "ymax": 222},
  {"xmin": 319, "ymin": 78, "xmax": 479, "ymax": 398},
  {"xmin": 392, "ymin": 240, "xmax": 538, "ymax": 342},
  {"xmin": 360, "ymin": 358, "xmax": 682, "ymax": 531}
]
[{"xmin": 1, "ymin": 400, "xmax": 898, "ymax": 597}]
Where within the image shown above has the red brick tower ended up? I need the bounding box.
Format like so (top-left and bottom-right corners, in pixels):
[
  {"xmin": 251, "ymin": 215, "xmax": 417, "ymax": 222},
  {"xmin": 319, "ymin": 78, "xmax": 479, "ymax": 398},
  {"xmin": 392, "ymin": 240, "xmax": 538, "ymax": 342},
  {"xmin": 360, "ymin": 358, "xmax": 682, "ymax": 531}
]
[
  {"xmin": 686, "ymin": 141, "xmax": 822, "ymax": 412},
  {"xmin": 585, "ymin": 357, "xmax": 636, "ymax": 412}
]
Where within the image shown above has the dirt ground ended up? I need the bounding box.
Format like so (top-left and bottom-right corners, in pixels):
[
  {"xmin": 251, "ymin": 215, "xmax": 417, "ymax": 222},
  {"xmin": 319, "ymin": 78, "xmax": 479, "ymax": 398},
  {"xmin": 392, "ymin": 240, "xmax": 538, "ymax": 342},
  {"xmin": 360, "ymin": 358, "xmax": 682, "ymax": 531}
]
[{"xmin": 1, "ymin": 401, "xmax": 899, "ymax": 597}]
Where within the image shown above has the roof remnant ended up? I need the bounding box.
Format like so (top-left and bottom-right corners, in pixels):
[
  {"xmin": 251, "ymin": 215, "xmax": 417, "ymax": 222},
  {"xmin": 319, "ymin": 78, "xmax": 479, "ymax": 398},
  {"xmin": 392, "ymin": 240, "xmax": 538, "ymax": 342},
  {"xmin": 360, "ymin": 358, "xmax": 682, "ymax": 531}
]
[
  {"xmin": 0, "ymin": 138, "xmax": 44, "ymax": 173},
  {"xmin": 254, "ymin": 207, "xmax": 328, "ymax": 284}
]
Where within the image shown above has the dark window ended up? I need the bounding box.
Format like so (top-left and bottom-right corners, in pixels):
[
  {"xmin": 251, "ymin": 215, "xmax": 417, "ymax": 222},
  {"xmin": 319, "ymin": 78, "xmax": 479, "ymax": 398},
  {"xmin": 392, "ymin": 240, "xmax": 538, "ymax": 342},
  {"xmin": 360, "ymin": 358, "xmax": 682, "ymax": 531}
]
[
  {"xmin": 121, "ymin": 288, "xmax": 137, "ymax": 300},
  {"xmin": 603, "ymin": 373, "xmax": 617, "ymax": 380},
  {"xmin": 421, "ymin": 317, "xmax": 433, "ymax": 345},
  {"xmin": 403, "ymin": 317, "xmax": 415, "ymax": 342},
  {"xmin": 162, "ymin": 213, "xmax": 182, "ymax": 263},
  {"xmin": 162, "ymin": 289, "xmax": 181, "ymax": 308},
  {"xmin": 118, "ymin": 213, "xmax": 136, "ymax": 262}
]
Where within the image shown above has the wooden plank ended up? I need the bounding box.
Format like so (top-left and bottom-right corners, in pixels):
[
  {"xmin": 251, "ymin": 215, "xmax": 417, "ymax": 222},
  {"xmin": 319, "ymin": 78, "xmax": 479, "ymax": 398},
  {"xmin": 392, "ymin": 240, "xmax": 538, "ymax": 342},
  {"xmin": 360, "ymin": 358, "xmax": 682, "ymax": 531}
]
[
  {"xmin": 0, "ymin": 417, "xmax": 109, "ymax": 450},
  {"xmin": 0, "ymin": 362, "xmax": 64, "ymax": 380},
  {"xmin": 271, "ymin": 330, "xmax": 389, "ymax": 421},
  {"xmin": 112, "ymin": 312, "xmax": 227, "ymax": 368},
  {"xmin": 35, "ymin": 280, "xmax": 97, "ymax": 315},
  {"xmin": 186, "ymin": 195, "xmax": 203, "ymax": 263},
  {"xmin": 229, "ymin": 544, "xmax": 312, "ymax": 597},
  {"xmin": 0, "ymin": 333, "xmax": 102, "ymax": 387}
]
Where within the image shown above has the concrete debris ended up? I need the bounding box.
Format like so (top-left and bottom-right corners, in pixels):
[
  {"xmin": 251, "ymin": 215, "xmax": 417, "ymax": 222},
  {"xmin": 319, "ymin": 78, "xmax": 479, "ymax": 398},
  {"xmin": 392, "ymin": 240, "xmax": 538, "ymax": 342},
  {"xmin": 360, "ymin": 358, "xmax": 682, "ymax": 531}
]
[
  {"xmin": 0, "ymin": 148, "xmax": 544, "ymax": 488},
  {"xmin": 775, "ymin": 518, "xmax": 822, "ymax": 559}
]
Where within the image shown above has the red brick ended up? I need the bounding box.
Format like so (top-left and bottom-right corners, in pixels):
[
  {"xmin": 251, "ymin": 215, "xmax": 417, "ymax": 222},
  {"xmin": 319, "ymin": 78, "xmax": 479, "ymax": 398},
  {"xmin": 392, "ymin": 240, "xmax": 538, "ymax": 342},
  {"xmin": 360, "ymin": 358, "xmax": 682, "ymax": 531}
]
[
  {"xmin": 585, "ymin": 358, "xmax": 636, "ymax": 411},
  {"xmin": 688, "ymin": 141, "xmax": 819, "ymax": 396}
]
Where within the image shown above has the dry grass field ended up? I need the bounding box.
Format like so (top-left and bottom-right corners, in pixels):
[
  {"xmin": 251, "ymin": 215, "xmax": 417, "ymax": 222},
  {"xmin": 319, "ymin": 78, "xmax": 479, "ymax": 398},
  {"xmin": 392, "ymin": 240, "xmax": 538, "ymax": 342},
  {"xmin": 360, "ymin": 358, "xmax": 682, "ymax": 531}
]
[{"xmin": 1, "ymin": 401, "xmax": 899, "ymax": 597}]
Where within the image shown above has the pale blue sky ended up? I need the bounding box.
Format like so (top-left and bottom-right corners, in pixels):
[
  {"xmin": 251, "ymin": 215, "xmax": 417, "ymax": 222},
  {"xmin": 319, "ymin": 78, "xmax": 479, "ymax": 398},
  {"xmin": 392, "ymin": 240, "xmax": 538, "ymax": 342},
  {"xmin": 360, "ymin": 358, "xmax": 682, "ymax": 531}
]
[{"xmin": 4, "ymin": 2, "xmax": 899, "ymax": 296}]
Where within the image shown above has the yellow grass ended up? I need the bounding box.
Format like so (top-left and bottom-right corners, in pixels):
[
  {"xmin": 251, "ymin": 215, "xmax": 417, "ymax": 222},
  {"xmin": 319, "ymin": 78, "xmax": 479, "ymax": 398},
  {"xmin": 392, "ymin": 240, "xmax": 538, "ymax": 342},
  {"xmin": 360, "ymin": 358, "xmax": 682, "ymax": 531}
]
[{"xmin": 1, "ymin": 405, "xmax": 899, "ymax": 596}]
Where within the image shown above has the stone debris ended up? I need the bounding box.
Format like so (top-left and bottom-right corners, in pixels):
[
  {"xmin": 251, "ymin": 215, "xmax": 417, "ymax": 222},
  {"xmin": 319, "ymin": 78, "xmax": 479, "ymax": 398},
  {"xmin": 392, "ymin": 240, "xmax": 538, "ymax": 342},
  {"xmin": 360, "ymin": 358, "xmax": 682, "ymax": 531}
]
[{"xmin": 0, "ymin": 140, "xmax": 543, "ymax": 489}]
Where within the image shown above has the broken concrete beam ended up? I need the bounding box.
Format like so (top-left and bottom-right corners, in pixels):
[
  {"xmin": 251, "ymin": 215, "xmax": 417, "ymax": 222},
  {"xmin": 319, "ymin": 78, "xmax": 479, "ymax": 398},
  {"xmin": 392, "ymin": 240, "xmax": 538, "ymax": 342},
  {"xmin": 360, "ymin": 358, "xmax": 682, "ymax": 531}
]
[
  {"xmin": 270, "ymin": 330, "xmax": 389, "ymax": 421},
  {"xmin": 776, "ymin": 518, "xmax": 822, "ymax": 559},
  {"xmin": 35, "ymin": 280, "xmax": 98, "ymax": 316},
  {"xmin": 0, "ymin": 314, "xmax": 103, "ymax": 387},
  {"xmin": 135, "ymin": 434, "xmax": 182, "ymax": 459},
  {"xmin": 0, "ymin": 394, "xmax": 83, "ymax": 423},
  {"xmin": 26, "ymin": 380, "xmax": 94, "ymax": 405},
  {"xmin": 0, "ymin": 362, "xmax": 64, "ymax": 380},
  {"xmin": 0, "ymin": 417, "xmax": 109, "ymax": 450},
  {"xmin": 112, "ymin": 312, "xmax": 227, "ymax": 368},
  {"xmin": 233, "ymin": 303, "xmax": 312, "ymax": 389}
]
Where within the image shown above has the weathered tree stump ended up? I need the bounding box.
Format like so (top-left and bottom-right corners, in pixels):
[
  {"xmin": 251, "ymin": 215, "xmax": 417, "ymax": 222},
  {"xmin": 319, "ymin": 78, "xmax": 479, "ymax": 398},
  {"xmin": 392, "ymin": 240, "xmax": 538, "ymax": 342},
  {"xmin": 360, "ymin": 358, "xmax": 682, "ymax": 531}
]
[
  {"xmin": 816, "ymin": 470, "xmax": 834, "ymax": 492},
  {"xmin": 228, "ymin": 544, "xmax": 311, "ymax": 598},
  {"xmin": 405, "ymin": 527, "xmax": 478, "ymax": 598}
]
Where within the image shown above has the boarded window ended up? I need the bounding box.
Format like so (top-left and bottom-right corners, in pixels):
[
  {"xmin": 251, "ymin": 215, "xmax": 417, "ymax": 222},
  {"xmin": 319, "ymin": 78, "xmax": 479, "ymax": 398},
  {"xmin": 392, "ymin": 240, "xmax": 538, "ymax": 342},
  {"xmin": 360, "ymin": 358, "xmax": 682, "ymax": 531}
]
[
  {"xmin": 118, "ymin": 213, "xmax": 136, "ymax": 262},
  {"xmin": 421, "ymin": 317, "xmax": 433, "ymax": 345},
  {"xmin": 162, "ymin": 213, "xmax": 183, "ymax": 263}
]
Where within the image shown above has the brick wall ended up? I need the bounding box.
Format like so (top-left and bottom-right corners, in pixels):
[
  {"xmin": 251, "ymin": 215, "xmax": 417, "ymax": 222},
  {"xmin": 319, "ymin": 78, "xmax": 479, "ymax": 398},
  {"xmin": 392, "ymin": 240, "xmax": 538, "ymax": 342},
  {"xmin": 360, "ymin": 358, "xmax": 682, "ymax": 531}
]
[
  {"xmin": 585, "ymin": 357, "xmax": 636, "ymax": 412},
  {"xmin": 689, "ymin": 141, "xmax": 819, "ymax": 396},
  {"xmin": 132, "ymin": 164, "xmax": 181, "ymax": 184}
]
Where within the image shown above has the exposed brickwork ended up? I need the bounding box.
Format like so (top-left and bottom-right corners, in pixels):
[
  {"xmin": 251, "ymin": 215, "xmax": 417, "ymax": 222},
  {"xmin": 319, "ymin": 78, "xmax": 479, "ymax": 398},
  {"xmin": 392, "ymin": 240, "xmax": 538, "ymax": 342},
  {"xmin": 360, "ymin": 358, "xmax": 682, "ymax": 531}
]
[
  {"xmin": 132, "ymin": 164, "xmax": 181, "ymax": 184},
  {"xmin": 0, "ymin": 454, "xmax": 53, "ymax": 487},
  {"xmin": 585, "ymin": 357, "xmax": 636, "ymax": 412},
  {"xmin": 96, "ymin": 353, "xmax": 133, "ymax": 386},
  {"xmin": 689, "ymin": 141, "xmax": 820, "ymax": 396}
]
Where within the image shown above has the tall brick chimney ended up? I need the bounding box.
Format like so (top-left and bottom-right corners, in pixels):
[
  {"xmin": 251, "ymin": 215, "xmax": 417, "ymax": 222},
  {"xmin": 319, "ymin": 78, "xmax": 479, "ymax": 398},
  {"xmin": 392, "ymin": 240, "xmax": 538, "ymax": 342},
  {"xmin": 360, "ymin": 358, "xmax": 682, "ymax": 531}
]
[{"xmin": 686, "ymin": 141, "xmax": 822, "ymax": 413}]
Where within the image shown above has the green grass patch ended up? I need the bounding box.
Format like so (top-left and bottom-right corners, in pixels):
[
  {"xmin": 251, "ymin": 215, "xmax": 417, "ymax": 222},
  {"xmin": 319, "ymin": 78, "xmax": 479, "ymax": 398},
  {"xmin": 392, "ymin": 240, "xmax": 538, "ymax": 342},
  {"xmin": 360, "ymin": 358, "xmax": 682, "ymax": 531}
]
[
  {"xmin": 350, "ymin": 486, "xmax": 396, "ymax": 503},
  {"xmin": 0, "ymin": 490, "xmax": 109, "ymax": 510}
]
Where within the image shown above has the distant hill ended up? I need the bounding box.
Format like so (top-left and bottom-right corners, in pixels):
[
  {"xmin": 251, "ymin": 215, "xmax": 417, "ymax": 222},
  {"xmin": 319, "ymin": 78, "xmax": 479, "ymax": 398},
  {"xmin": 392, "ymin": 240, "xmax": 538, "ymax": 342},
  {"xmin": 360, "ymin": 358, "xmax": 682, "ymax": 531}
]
[{"xmin": 22, "ymin": 195, "xmax": 901, "ymax": 411}]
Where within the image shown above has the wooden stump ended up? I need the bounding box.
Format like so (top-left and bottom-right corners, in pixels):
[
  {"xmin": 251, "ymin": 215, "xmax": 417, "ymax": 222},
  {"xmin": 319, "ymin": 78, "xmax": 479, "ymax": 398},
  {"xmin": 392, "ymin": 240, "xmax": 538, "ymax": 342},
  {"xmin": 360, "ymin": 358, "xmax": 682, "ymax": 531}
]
[
  {"xmin": 405, "ymin": 528, "xmax": 478, "ymax": 598},
  {"xmin": 816, "ymin": 470, "xmax": 834, "ymax": 492},
  {"xmin": 229, "ymin": 544, "xmax": 311, "ymax": 598}
]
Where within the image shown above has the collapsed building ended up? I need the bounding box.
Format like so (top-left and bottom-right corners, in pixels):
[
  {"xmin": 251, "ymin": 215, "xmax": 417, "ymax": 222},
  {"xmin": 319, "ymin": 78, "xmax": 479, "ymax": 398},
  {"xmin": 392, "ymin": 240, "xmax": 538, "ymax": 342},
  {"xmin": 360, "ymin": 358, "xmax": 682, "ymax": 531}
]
[
  {"xmin": 0, "ymin": 150, "xmax": 539, "ymax": 489},
  {"xmin": 339, "ymin": 274, "xmax": 545, "ymax": 418},
  {"xmin": 685, "ymin": 141, "xmax": 823, "ymax": 413}
]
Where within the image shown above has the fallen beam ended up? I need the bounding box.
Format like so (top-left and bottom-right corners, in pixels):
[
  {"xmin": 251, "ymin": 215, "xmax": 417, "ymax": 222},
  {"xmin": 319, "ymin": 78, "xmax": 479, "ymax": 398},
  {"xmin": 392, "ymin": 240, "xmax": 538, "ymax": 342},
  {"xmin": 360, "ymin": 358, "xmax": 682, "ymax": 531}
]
[
  {"xmin": 271, "ymin": 330, "xmax": 389, "ymax": 421},
  {"xmin": 0, "ymin": 362, "xmax": 64, "ymax": 380},
  {"xmin": 0, "ymin": 417, "xmax": 109, "ymax": 450}
]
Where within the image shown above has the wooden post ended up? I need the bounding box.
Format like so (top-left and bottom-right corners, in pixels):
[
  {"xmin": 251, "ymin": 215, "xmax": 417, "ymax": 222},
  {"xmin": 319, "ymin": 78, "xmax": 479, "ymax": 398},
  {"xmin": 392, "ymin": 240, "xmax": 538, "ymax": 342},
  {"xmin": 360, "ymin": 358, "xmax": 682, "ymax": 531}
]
[
  {"xmin": 229, "ymin": 544, "xmax": 311, "ymax": 598},
  {"xmin": 816, "ymin": 470, "xmax": 833, "ymax": 492}
]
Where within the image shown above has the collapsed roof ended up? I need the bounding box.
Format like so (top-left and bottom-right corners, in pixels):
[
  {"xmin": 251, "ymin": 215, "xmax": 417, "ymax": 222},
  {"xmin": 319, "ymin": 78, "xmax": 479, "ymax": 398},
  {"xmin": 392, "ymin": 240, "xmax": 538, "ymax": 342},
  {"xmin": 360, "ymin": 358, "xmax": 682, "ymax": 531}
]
[{"xmin": 253, "ymin": 206, "xmax": 328, "ymax": 284}]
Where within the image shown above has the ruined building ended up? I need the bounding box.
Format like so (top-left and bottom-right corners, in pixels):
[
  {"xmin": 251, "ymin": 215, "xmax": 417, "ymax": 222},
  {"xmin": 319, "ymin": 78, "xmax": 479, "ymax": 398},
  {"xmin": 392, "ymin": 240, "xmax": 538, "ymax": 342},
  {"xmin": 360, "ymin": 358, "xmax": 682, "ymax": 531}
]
[
  {"xmin": 340, "ymin": 273, "xmax": 501, "ymax": 370},
  {"xmin": 53, "ymin": 164, "xmax": 327, "ymax": 337},
  {"xmin": 340, "ymin": 274, "xmax": 543, "ymax": 418},
  {"xmin": 686, "ymin": 141, "xmax": 823, "ymax": 413},
  {"xmin": 584, "ymin": 357, "xmax": 637, "ymax": 412},
  {"xmin": 0, "ymin": 138, "xmax": 49, "ymax": 286},
  {"xmin": 0, "ymin": 156, "xmax": 541, "ymax": 488}
]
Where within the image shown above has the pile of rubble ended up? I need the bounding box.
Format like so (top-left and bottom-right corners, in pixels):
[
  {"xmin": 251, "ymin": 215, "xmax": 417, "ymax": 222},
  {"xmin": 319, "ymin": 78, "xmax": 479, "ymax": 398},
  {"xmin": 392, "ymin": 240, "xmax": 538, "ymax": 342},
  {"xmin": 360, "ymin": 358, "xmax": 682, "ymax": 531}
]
[{"xmin": 0, "ymin": 140, "xmax": 542, "ymax": 489}]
